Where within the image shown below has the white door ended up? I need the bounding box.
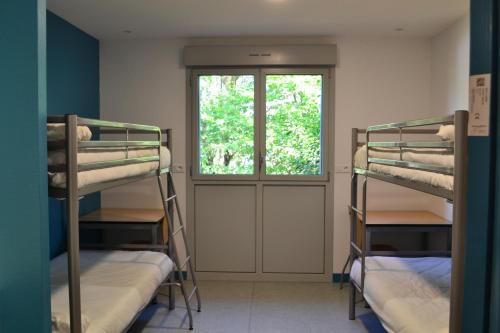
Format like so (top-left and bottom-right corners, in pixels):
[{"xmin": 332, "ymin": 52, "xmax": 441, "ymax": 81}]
[{"xmin": 189, "ymin": 68, "xmax": 333, "ymax": 280}]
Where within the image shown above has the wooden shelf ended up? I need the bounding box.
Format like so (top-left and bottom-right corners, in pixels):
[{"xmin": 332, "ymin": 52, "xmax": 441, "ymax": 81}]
[
  {"xmin": 80, "ymin": 208, "xmax": 165, "ymax": 224},
  {"xmin": 80, "ymin": 208, "xmax": 168, "ymax": 245},
  {"xmin": 358, "ymin": 210, "xmax": 451, "ymax": 226},
  {"xmin": 355, "ymin": 210, "xmax": 451, "ymax": 251}
]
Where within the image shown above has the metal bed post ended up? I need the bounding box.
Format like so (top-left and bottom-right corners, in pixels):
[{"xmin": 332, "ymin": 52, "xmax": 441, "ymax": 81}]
[
  {"xmin": 65, "ymin": 114, "xmax": 82, "ymax": 333},
  {"xmin": 449, "ymin": 110, "xmax": 468, "ymax": 333},
  {"xmin": 361, "ymin": 130, "xmax": 369, "ymax": 295},
  {"xmin": 165, "ymin": 129, "xmax": 176, "ymax": 310},
  {"xmin": 349, "ymin": 128, "xmax": 359, "ymax": 320}
]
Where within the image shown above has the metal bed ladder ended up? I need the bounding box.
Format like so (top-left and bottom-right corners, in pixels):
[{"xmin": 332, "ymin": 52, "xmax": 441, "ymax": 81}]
[{"xmin": 158, "ymin": 171, "xmax": 201, "ymax": 330}]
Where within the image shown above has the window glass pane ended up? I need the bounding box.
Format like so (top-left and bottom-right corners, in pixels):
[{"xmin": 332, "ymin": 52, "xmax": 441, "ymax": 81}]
[
  {"xmin": 199, "ymin": 75, "xmax": 255, "ymax": 175},
  {"xmin": 265, "ymin": 74, "xmax": 323, "ymax": 176}
]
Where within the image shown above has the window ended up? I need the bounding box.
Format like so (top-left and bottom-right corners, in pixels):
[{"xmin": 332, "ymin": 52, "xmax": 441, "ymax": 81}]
[
  {"xmin": 193, "ymin": 68, "xmax": 328, "ymax": 180},
  {"xmin": 264, "ymin": 74, "xmax": 323, "ymax": 176},
  {"xmin": 198, "ymin": 74, "xmax": 256, "ymax": 175}
]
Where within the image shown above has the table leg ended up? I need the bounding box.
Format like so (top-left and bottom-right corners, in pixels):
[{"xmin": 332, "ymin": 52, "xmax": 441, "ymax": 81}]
[
  {"xmin": 152, "ymin": 224, "xmax": 159, "ymax": 245},
  {"xmin": 167, "ymin": 223, "xmax": 175, "ymax": 310},
  {"xmin": 422, "ymin": 232, "xmax": 429, "ymax": 251},
  {"xmin": 447, "ymin": 228, "xmax": 452, "ymax": 251},
  {"xmin": 366, "ymin": 228, "xmax": 372, "ymax": 252}
]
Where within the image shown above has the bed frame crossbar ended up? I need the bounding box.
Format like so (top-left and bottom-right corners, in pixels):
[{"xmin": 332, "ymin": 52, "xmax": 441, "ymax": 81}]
[
  {"xmin": 366, "ymin": 114, "xmax": 454, "ymax": 131},
  {"xmin": 367, "ymin": 141, "xmax": 454, "ymax": 148},
  {"xmin": 353, "ymin": 168, "xmax": 453, "ymax": 200},
  {"xmin": 368, "ymin": 157, "xmax": 454, "ymax": 175}
]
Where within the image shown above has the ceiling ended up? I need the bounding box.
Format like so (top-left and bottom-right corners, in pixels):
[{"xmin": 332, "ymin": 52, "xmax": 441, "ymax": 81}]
[{"xmin": 47, "ymin": 0, "xmax": 468, "ymax": 40}]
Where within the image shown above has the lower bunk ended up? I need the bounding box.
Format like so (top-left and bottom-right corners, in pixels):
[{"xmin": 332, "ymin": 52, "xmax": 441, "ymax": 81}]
[
  {"xmin": 350, "ymin": 256, "xmax": 450, "ymax": 333},
  {"xmin": 51, "ymin": 250, "xmax": 174, "ymax": 333}
]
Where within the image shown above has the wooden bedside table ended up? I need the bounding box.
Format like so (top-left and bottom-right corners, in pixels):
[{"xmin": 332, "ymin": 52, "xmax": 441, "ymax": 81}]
[
  {"xmin": 356, "ymin": 210, "xmax": 452, "ymax": 255},
  {"xmin": 80, "ymin": 208, "xmax": 168, "ymax": 245}
]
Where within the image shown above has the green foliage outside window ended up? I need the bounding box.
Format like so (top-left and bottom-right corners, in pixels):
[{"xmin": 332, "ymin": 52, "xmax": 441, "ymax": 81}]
[
  {"xmin": 265, "ymin": 75, "xmax": 322, "ymax": 175},
  {"xmin": 199, "ymin": 75, "xmax": 254, "ymax": 175},
  {"xmin": 198, "ymin": 74, "xmax": 322, "ymax": 176}
]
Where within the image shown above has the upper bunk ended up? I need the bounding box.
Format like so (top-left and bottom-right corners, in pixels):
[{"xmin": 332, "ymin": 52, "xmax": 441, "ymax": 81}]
[
  {"xmin": 47, "ymin": 115, "xmax": 172, "ymax": 199},
  {"xmin": 351, "ymin": 110, "xmax": 468, "ymax": 201}
]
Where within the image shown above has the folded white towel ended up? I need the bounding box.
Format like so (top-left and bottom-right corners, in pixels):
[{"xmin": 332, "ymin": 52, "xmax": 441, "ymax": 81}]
[
  {"xmin": 47, "ymin": 124, "xmax": 92, "ymax": 142},
  {"xmin": 436, "ymin": 125, "xmax": 454, "ymax": 141}
]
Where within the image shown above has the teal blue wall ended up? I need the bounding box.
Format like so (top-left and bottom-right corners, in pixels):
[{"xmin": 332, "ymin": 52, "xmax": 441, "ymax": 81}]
[
  {"xmin": 0, "ymin": 1, "xmax": 51, "ymax": 332},
  {"xmin": 47, "ymin": 11, "xmax": 100, "ymax": 258},
  {"xmin": 490, "ymin": 0, "xmax": 500, "ymax": 328},
  {"xmin": 488, "ymin": 0, "xmax": 500, "ymax": 331},
  {"xmin": 464, "ymin": 0, "xmax": 497, "ymax": 331}
]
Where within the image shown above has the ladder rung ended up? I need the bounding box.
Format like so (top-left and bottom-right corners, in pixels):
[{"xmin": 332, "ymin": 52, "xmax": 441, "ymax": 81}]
[
  {"xmin": 180, "ymin": 256, "xmax": 191, "ymax": 270},
  {"xmin": 188, "ymin": 286, "xmax": 198, "ymax": 302},
  {"xmin": 173, "ymin": 225, "xmax": 184, "ymax": 236},
  {"xmin": 348, "ymin": 205, "xmax": 364, "ymax": 216},
  {"xmin": 350, "ymin": 241, "xmax": 362, "ymax": 255},
  {"xmin": 164, "ymin": 194, "xmax": 177, "ymax": 203}
]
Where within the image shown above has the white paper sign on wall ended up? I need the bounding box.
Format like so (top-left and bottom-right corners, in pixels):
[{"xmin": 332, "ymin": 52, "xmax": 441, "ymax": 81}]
[{"xmin": 469, "ymin": 74, "xmax": 491, "ymax": 136}]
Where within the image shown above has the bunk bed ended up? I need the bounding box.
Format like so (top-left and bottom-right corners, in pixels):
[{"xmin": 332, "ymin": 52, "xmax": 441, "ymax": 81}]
[
  {"xmin": 47, "ymin": 115, "xmax": 201, "ymax": 333},
  {"xmin": 348, "ymin": 111, "xmax": 468, "ymax": 333}
]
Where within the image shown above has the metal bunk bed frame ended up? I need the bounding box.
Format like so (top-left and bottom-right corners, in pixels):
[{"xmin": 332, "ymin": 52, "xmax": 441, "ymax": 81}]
[
  {"xmin": 348, "ymin": 110, "xmax": 468, "ymax": 333},
  {"xmin": 47, "ymin": 114, "xmax": 201, "ymax": 333}
]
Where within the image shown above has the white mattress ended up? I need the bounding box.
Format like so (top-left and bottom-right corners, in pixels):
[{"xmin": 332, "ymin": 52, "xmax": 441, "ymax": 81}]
[
  {"xmin": 51, "ymin": 250, "xmax": 174, "ymax": 333},
  {"xmin": 354, "ymin": 145, "xmax": 454, "ymax": 190},
  {"xmin": 49, "ymin": 146, "xmax": 171, "ymax": 188},
  {"xmin": 350, "ymin": 256, "xmax": 451, "ymax": 333}
]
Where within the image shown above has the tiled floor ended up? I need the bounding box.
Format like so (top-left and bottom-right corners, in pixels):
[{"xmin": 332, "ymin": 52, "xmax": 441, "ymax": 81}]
[{"xmin": 129, "ymin": 281, "xmax": 386, "ymax": 333}]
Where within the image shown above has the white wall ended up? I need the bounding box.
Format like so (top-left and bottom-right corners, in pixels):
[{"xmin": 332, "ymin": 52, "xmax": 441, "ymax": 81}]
[
  {"xmin": 100, "ymin": 35, "xmax": 435, "ymax": 273},
  {"xmin": 100, "ymin": 39, "xmax": 187, "ymax": 216},
  {"xmin": 332, "ymin": 36, "xmax": 435, "ymax": 272},
  {"xmin": 431, "ymin": 15, "xmax": 470, "ymax": 116},
  {"xmin": 428, "ymin": 14, "xmax": 470, "ymax": 220},
  {"xmin": 100, "ymin": 39, "xmax": 189, "ymax": 259}
]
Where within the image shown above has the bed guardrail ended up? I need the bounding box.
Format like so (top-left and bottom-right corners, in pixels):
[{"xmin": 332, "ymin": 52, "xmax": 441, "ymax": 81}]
[
  {"xmin": 365, "ymin": 115, "xmax": 455, "ymax": 176},
  {"xmin": 351, "ymin": 114, "xmax": 463, "ymax": 200},
  {"xmin": 47, "ymin": 115, "xmax": 172, "ymax": 197}
]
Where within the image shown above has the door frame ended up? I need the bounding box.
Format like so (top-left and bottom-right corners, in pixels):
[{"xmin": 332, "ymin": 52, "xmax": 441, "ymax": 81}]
[{"xmin": 185, "ymin": 66, "xmax": 335, "ymax": 281}]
